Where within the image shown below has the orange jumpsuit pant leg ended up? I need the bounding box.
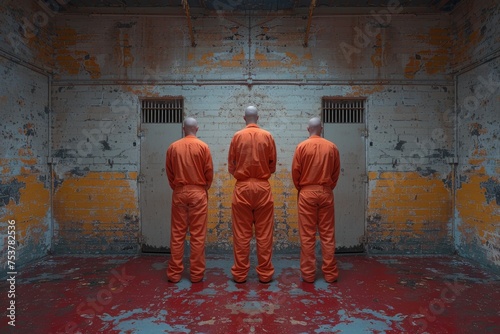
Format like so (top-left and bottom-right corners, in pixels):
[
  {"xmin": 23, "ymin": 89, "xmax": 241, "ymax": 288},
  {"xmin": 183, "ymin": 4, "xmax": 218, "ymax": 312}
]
[
  {"xmin": 253, "ymin": 181, "xmax": 275, "ymax": 282},
  {"xmin": 167, "ymin": 189, "xmax": 188, "ymax": 282},
  {"xmin": 186, "ymin": 188, "xmax": 208, "ymax": 282},
  {"xmin": 231, "ymin": 182, "xmax": 253, "ymax": 282},
  {"xmin": 167, "ymin": 187, "xmax": 208, "ymax": 283},
  {"xmin": 297, "ymin": 189, "xmax": 319, "ymax": 282},
  {"xmin": 317, "ymin": 191, "xmax": 338, "ymax": 283}
]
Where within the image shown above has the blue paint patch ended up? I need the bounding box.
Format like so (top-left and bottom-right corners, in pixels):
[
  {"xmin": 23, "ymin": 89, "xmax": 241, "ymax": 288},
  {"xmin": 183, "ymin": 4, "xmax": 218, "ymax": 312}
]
[
  {"xmin": 300, "ymin": 299, "xmax": 317, "ymax": 305},
  {"xmin": 265, "ymin": 282, "xmax": 281, "ymax": 292},
  {"xmin": 316, "ymin": 309, "xmax": 405, "ymax": 333},
  {"xmin": 206, "ymin": 259, "xmax": 232, "ymax": 275},
  {"xmin": 172, "ymin": 279, "xmax": 193, "ymax": 291},
  {"xmin": 338, "ymin": 261, "xmax": 354, "ymax": 270},
  {"xmin": 151, "ymin": 262, "xmax": 167, "ymax": 270},
  {"xmin": 247, "ymin": 290, "xmax": 258, "ymax": 298},
  {"xmin": 186, "ymin": 299, "xmax": 205, "ymax": 306},
  {"xmin": 195, "ymin": 288, "xmax": 218, "ymax": 296},
  {"xmin": 288, "ymin": 288, "xmax": 308, "ymax": 296},
  {"xmin": 99, "ymin": 308, "xmax": 191, "ymax": 333},
  {"xmin": 225, "ymin": 280, "xmax": 243, "ymax": 292}
]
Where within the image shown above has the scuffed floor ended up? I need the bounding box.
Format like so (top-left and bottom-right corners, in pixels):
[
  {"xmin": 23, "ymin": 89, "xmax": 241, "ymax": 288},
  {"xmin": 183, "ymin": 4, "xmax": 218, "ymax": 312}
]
[{"xmin": 1, "ymin": 254, "xmax": 499, "ymax": 333}]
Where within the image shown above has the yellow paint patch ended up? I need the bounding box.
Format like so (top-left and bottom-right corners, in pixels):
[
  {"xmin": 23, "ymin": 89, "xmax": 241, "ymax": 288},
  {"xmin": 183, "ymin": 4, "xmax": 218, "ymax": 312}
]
[
  {"xmin": 255, "ymin": 51, "xmax": 300, "ymax": 68},
  {"xmin": 368, "ymin": 171, "xmax": 452, "ymax": 238},
  {"xmin": 3, "ymin": 174, "xmax": 50, "ymax": 241},
  {"xmin": 220, "ymin": 50, "xmax": 245, "ymax": 67},
  {"xmin": 55, "ymin": 52, "xmax": 81, "ymax": 76},
  {"xmin": 349, "ymin": 85, "xmax": 385, "ymax": 97},
  {"xmin": 122, "ymin": 85, "xmax": 160, "ymax": 97},
  {"xmin": 456, "ymin": 167, "xmax": 499, "ymax": 260},
  {"xmin": 53, "ymin": 172, "xmax": 139, "ymax": 233},
  {"xmin": 404, "ymin": 28, "xmax": 451, "ymax": 78},
  {"xmin": 83, "ymin": 56, "xmax": 102, "ymax": 79},
  {"xmin": 18, "ymin": 148, "xmax": 37, "ymax": 165},
  {"xmin": 54, "ymin": 27, "xmax": 101, "ymax": 79}
]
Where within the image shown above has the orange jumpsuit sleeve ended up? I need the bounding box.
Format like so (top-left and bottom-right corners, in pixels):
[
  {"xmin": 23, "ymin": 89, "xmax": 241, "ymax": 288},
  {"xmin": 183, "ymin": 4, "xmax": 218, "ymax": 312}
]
[
  {"xmin": 204, "ymin": 145, "xmax": 214, "ymax": 190},
  {"xmin": 166, "ymin": 145, "xmax": 176, "ymax": 190},
  {"xmin": 291, "ymin": 146, "xmax": 302, "ymax": 191},
  {"xmin": 269, "ymin": 137, "xmax": 277, "ymax": 174},
  {"xmin": 331, "ymin": 143, "xmax": 340, "ymax": 190}
]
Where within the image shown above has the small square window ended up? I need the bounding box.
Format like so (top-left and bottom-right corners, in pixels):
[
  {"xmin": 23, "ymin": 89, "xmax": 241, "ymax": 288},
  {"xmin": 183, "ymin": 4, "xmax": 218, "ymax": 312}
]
[
  {"xmin": 322, "ymin": 98, "xmax": 365, "ymax": 124},
  {"xmin": 141, "ymin": 98, "xmax": 183, "ymax": 124}
]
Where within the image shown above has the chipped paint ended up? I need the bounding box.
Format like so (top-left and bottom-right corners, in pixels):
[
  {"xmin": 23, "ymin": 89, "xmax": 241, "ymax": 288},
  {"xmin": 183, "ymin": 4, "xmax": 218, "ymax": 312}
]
[
  {"xmin": 53, "ymin": 26, "xmax": 102, "ymax": 79},
  {"xmin": 404, "ymin": 28, "xmax": 452, "ymax": 79},
  {"xmin": 456, "ymin": 168, "xmax": 500, "ymax": 268},
  {"xmin": 367, "ymin": 171, "xmax": 453, "ymax": 253},
  {"xmin": 53, "ymin": 171, "xmax": 139, "ymax": 253}
]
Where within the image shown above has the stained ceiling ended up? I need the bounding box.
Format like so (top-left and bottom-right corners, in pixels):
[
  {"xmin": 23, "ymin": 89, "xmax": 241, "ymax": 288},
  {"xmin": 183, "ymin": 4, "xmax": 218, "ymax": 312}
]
[{"xmin": 44, "ymin": 0, "xmax": 463, "ymax": 14}]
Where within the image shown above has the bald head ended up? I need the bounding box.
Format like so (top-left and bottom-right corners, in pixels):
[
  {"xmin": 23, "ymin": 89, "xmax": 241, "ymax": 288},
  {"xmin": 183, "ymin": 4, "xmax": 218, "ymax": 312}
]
[
  {"xmin": 183, "ymin": 117, "xmax": 199, "ymax": 136},
  {"xmin": 307, "ymin": 117, "xmax": 323, "ymax": 136},
  {"xmin": 244, "ymin": 105, "xmax": 259, "ymax": 125}
]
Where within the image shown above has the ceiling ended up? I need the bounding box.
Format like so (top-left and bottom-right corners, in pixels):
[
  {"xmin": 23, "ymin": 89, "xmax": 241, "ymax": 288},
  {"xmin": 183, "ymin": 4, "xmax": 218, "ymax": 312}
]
[{"xmin": 44, "ymin": 0, "xmax": 463, "ymax": 14}]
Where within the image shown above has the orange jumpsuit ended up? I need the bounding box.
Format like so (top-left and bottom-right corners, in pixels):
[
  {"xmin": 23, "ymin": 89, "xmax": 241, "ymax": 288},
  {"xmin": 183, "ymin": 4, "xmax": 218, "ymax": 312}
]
[
  {"xmin": 228, "ymin": 124, "xmax": 277, "ymax": 283},
  {"xmin": 166, "ymin": 135, "xmax": 213, "ymax": 283},
  {"xmin": 292, "ymin": 135, "xmax": 340, "ymax": 283}
]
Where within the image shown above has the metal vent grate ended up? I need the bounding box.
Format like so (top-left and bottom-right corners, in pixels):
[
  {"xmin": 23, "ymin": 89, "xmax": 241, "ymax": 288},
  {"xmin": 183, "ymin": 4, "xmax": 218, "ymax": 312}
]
[
  {"xmin": 141, "ymin": 99, "xmax": 184, "ymax": 123},
  {"xmin": 322, "ymin": 98, "xmax": 365, "ymax": 123}
]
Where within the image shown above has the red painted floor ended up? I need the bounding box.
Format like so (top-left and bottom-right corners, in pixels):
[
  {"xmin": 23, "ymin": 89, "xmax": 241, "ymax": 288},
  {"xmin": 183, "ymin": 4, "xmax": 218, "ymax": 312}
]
[{"xmin": 1, "ymin": 254, "xmax": 499, "ymax": 333}]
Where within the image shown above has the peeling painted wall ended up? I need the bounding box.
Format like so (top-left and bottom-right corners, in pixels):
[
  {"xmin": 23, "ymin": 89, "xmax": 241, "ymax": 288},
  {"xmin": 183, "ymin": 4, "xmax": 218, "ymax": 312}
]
[
  {"xmin": 452, "ymin": 0, "xmax": 500, "ymax": 273},
  {"xmin": 455, "ymin": 53, "xmax": 499, "ymax": 271},
  {"xmin": 51, "ymin": 10, "xmax": 454, "ymax": 82},
  {"xmin": 48, "ymin": 6, "xmax": 459, "ymax": 254},
  {"xmin": 51, "ymin": 82, "xmax": 454, "ymax": 254},
  {"xmin": 0, "ymin": 0, "xmax": 55, "ymax": 271},
  {"xmin": 0, "ymin": 42, "xmax": 52, "ymax": 271},
  {"xmin": 50, "ymin": 86, "xmax": 139, "ymax": 253}
]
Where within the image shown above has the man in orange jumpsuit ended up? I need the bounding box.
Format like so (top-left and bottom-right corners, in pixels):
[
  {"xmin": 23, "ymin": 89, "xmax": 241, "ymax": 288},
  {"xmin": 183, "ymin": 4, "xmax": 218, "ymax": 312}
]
[
  {"xmin": 292, "ymin": 117, "xmax": 341, "ymax": 283},
  {"xmin": 228, "ymin": 105, "xmax": 277, "ymax": 284},
  {"xmin": 166, "ymin": 117, "xmax": 213, "ymax": 283}
]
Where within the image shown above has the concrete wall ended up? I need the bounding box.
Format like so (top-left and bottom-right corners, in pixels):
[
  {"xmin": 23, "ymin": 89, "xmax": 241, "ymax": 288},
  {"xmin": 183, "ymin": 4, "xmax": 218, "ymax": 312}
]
[
  {"xmin": 50, "ymin": 6, "xmax": 456, "ymax": 254},
  {"xmin": 452, "ymin": 0, "xmax": 500, "ymax": 273},
  {"xmin": 0, "ymin": 0, "xmax": 54, "ymax": 269}
]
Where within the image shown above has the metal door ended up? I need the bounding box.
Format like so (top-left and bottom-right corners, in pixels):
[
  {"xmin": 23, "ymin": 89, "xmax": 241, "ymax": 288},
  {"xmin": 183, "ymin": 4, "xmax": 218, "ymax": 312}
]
[
  {"xmin": 139, "ymin": 99, "xmax": 183, "ymax": 253},
  {"xmin": 323, "ymin": 99, "xmax": 366, "ymax": 252}
]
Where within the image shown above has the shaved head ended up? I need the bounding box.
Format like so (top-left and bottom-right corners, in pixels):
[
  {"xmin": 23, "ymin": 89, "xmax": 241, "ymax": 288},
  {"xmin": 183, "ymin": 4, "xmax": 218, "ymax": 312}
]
[
  {"xmin": 183, "ymin": 117, "xmax": 199, "ymax": 136},
  {"xmin": 244, "ymin": 105, "xmax": 259, "ymax": 124},
  {"xmin": 307, "ymin": 117, "xmax": 323, "ymax": 136}
]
